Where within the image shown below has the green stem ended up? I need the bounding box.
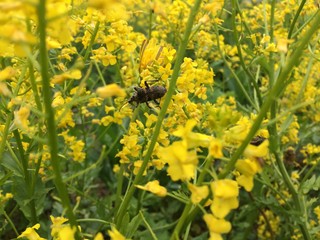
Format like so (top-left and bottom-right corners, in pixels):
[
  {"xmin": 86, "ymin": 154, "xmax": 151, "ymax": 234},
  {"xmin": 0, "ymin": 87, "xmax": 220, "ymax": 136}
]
[
  {"xmin": 218, "ymin": 10, "xmax": 320, "ymax": 179},
  {"xmin": 37, "ymin": 0, "xmax": 80, "ymax": 238},
  {"xmin": 231, "ymin": 0, "xmax": 261, "ymax": 107},
  {"xmin": 13, "ymin": 130, "xmax": 37, "ymax": 224},
  {"xmin": 273, "ymin": 154, "xmax": 311, "ymax": 239},
  {"xmin": 115, "ymin": 0, "xmax": 203, "ymax": 228},
  {"xmin": 3, "ymin": 211, "xmax": 19, "ymax": 237},
  {"xmin": 171, "ymin": 155, "xmax": 214, "ymax": 237},
  {"xmin": 288, "ymin": 0, "xmax": 307, "ymax": 39},
  {"xmin": 28, "ymin": 61, "xmax": 43, "ymax": 112},
  {"xmin": 83, "ymin": 21, "xmax": 100, "ymax": 63}
]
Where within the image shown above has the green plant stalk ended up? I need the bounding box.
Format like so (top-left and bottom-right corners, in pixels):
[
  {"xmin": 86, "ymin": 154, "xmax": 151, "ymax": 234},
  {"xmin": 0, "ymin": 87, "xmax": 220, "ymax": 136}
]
[
  {"xmin": 219, "ymin": 11, "xmax": 320, "ymax": 179},
  {"xmin": 115, "ymin": 0, "xmax": 203, "ymax": 228},
  {"xmin": 273, "ymin": 153, "xmax": 311, "ymax": 239},
  {"xmin": 171, "ymin": 155, "xmax": 214, "ymax": 237},
  {"xmin": 13, "ymin": 130, "xmax": 37, "ymax": 224},
  {"xmin": 288, "ymin": 0, "xmax": 307, "ymax": 39},
  {"xmin": 3, "ymin": 211, "xmax": 19, "ymax": 237},
  {"xmin": 0, "ymin": 112, "xmax": 13, "ymax": 164},
  {"xmin": 37, "ymin": 0, "xmax": 80, "ymax": 237},
  {"xmin": 231, "ymin": 0, "xmax": 262, "ymax": 106},
  {"xmin": 83, "ymin": 21, "xmax": 100, "ymax": 62}
]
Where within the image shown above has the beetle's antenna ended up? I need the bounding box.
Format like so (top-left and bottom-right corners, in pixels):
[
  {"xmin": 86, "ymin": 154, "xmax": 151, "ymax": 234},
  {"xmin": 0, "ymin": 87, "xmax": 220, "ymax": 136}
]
[
  {"xmin": 139, "ymin": 39, "xmax": 149, "ymax": 73},
  {"xmin": 120, "ymin": 102, "xmax": 129, "ymax": 110}
]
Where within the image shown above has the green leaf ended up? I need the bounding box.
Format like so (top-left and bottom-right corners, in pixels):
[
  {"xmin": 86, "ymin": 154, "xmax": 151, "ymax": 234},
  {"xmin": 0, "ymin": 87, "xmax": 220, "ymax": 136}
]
[
  {"xmin": 301, "ymin": 175, "xmax": 320, "ymax": 194},
  {"xmin": 1, "ymin": 152, "xmax": 24, "ymax": 177},
  {"xmin": 12, "ymin": 175, "xmax": 47, "ymax": 221},
  {"xmin": 119, "ymin": 212, "xmax": 130, "ymax": 235},
  {"xmin": 126, "ymin": 213, "xmax": 142, "ymax": 238}
]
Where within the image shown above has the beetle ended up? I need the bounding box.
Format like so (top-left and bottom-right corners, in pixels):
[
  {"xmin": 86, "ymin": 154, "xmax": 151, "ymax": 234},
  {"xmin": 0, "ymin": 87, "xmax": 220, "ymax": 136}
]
[{"xmin": 128, "ymin": 81, "xmax": 167, "ymax": 108}]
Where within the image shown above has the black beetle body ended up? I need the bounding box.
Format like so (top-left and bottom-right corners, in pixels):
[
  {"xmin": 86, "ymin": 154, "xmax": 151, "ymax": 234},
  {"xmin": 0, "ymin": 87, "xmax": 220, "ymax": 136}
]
[{"xmin": 129, "ymin": 81, "xmax": 167, "ymax": 107}]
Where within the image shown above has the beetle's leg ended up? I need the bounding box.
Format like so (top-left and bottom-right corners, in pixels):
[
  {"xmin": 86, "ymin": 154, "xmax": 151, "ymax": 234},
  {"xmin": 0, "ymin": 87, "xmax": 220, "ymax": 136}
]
[
  {"xmin": 153, "ymin": 99, "xmax": 160, "ymax": 105},
  {"xmin": 144, "ymin": 81, "xmax": 150, "ymax": 89},
  {"xmin": 145, "ymin": 101, "xmax": 152, "ymax": 108}
]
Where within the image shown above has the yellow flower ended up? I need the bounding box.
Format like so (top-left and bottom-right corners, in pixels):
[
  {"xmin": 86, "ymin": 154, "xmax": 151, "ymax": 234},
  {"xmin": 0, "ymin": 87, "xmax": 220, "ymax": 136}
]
[
  {"xmin": 0, "ymin": 66, "xmax": 16, "ymax": 81},
  {"xmin": 50, "ymin": 215, "xmax": 69, "ymax": 238},
  {"xmin": 211, "ymin": 179, "xmax": 239, "ymax": 199},
  {"xmin": 133, "ymin": 160, "xmax": 148, "ymax": 176},
  {"xmin": 136, "ymin": 180, "xmax": 167, "ymax": 197},
  {"xmin": 14, "ymin": 106, "xmax": 30, "ymax": 129},
  {"xmin": 94, "ymin": 232, "xmax": 104, "ymax": 240},
  {"xmin": 57, "ymin": 226, "xmax": 76, "ymax": 240},
  {"xmin": 173, "ymin": 119, "xmax": 212, "ymax": 148},
  {"xmin": 18, "ymin": 223, "xmax": 45, "ymax": 240},
  {"xmin": 209, "ymin": 139, "xmax": 224, "ymax": 158},
  {"xmin": 51, "ymin": 70, "xmax": 82, "ymax": 84},
  {"xmin": 210, "ymin": 180, "xmax": 239, "ymax": 218},
  {"xmin": 225, "ymin": 117, "xmax": 251, "ymax": 144},
  {"xmin": 236, "ymin": 158, "xmax": 262, "ymax": 176},
  {"xmin": 244, "ymin": 140, "xmax": 269, "ymax": 159},
  {"xmin": 96, "ymin": 84, "xmax": 126, "ymax": 98},
  {"xmin": 188, "ymin": 183, "xmax": 209, "ymax": 204},
  {"xmin": 314, "ymin": 206, "xmax": 320, "ymax": 222},
  {"xmin": 203, "ymin": 213, "xmax": 231, "ymax": 240},
  {"xmin": 108, "ymin": 226, "xmax": 125, "ymax": 240},
  {"xmin": 159, "ymin": 141, "xmax": 198, "ymax": 181}
]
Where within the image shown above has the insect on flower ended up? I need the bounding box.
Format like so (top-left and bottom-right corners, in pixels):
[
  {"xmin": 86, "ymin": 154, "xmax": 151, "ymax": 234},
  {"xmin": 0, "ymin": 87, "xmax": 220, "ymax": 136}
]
[
  {"xmin": 125, "ymin": 39, "xmax": 168, "ymax": 109},
  {"xmin": 128, "ymin": 81, "xmax": 167, "ymax": 108}
]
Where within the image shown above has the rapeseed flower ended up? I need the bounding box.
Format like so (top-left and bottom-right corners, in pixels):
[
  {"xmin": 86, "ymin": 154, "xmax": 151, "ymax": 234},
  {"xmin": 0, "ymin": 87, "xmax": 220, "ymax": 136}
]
[
  {"xmin": 159, "ymin": 141, "xmax": 198, "ymax": 181},
  {"xmin": 96, "ymin": 84, "xmax": 126, "ymax": 98},
  {"xmin": 173, "ymin": 119, "xmax": 212, "ymax": 148},
  {"xmin": 210, "ymin": 179, "xmax": 239, "ymax": 218},
  {"xmin": 14, "ymin": 106, "xmax": 30, "ymax": 130},
  {"xmin": 136, "ymin": 180, "xmax": 167, "ymax": 197},
  {"xmin": 236, "ymin": 158, "xmax": 262, "ymax": 191},
  {"xmin": 203, "ymin": 213, "xmax": 231, "ymax": 240},
  {"xmin": 188, "ymin": 183, "xmax": 209, "ymax": 204},
  {"xmin": 108, "ymin": 226, "xmax": 125, "ymax": 240},
  {"xmin": 18, "ymin": 223, "xmax": 45, "ymax": 240}
]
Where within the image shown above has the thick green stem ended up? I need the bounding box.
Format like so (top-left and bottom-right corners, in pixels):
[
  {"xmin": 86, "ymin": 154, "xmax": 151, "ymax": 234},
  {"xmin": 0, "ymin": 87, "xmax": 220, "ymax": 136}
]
[
  {"xmin": 37, "ymin": 0, "xmax": 80, "ymax": 238},
  {"xmin": 115, "ymin": 0, "xmax": 203, "ymax": 228}
]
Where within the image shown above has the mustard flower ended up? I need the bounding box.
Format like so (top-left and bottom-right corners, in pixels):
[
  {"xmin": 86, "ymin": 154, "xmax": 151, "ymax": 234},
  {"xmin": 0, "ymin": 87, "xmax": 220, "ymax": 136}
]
[
  {"xmin": 96, "ymin": 84, "xmax": 126, "ymax": 98},
  {"xmin": 51, "ymin": 69, "xmax": 82, "ymax": 84},
  {"xmin": 133, "ymin": 160, "xmax": 148, "ymax": 176},
  {"xmin": 14, "ymin": 106, "xmax": 30, "ymax": 130},
  {"xmin": 56, "ymin": 226, "xmax": 76, "ymax": 240},
  {"xmin": 159, "ymin": 141, "xmax": 198, "ymax": 181},
  {"xmin": 0, "ymin": 66, "xmax": 16, "ymax": 81},
  {"xmin": 173, "ymin": 119, "xmax": 212, "ymax": 148},
  {"xmin": 225, "ymin": 117, "xmax": 251, "ymax": 144},
  {"xmin": 18, "ymin": 223, "xmax": 45, "ymax": 240},
  {"xmin": 203, "ymin": 213, "xmax": 231, "ymax": 240},
  {"xmin": 188, "ymin": 183, "xmax": 209, "ymax": 204},
  {"xmin": 94, "ymin": 232, "xmax": 104, "ymax": 240},
  {"xmin": 50, "ymin": 215, "xmax": 69, "ymax": 236},
  {"xmin": 0, "ymin": 191, "xmax": 13, "ymax": 209},
  {"xmin": 244, "ymin": 139, "xmax": 269, "ymax": 160},
  {"xmin": 236, "ymin": 158, "xmax": 262, "ymax": 192},
  {"xmin": 210, "ymin": 180, "xmax": 239, "ymax": 218},
  {"xmin": 209, "ymin": 138, "xmax": 224, "ymax": 158},
  {"xmin": 314, "ymin": 206, "xmax": 320, "ymax": 222},
  {"xmin": 204, "ymin": 1, "xmax": 225, "ymax": 17},
  {"xmin": 108, "ymin": 226, "xmax": 125, "ymax": 240},
  {"xmin": 136, "ymin": 180, "xmax": 167, "ymax": 197},
  {"xmin": 139, "ymin": 38, "xmax": 163, "ymax": 71},
  {"xmin": 0, "ymin": 82, "xmax": 11, "ymax": 96}
]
